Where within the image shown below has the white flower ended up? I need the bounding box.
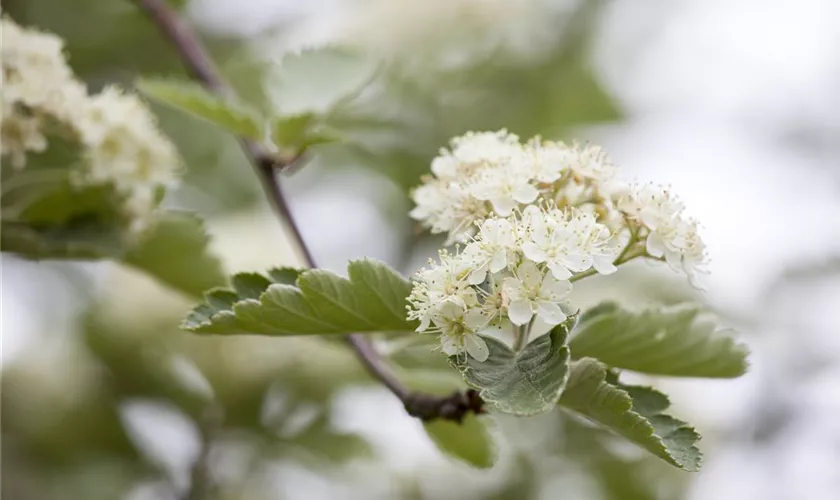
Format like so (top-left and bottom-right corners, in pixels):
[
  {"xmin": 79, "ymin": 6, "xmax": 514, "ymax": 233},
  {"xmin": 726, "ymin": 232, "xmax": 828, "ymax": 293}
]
[
  {"xmin": 407, "ymin": 251, "xmax": 477, "ymax": 331},
  {"xmin": 410, "ymin": 130, "xmax": 531, "ymax": 241},
  {"xmin": 1, "ymin": 16, "xmax": 183, "ymax": 231},
  {"xmin": 470, "ymin": 163, "xmax": 539, "ymax": 216},
  {"xmin": 407, "ymin": 131, "xmax": 716, "ymax": 360},
  {"xmin": 462, "ymin": 218, "xmax": 516, "ymax": 285},
  {"xmin": 526, "ymin": 138, "xmax": 571, "ymax": 183},
  {"xmin": 618, "ymin": 184, "xmax": 709, "ymax": 287},
  {"xmin": 410, "ymin": 175, "xmax": 493, "ymax": 245},
  {"xmin": 432, "ymin": 302, "xmax": 490, "ymax": 361},
  {"xmin": 1, "ymin": 16, "xmax": 87, "ymax": 165},
  {"xmin": 503, "ymin": 261, "xmax": 571, "ymax": 326},
  {"xmin": 520, "ymin": 206, "xmax": 618, "ymax": 280},
  {"xmin": 566, "ymin": 142, "xmax": 618, "ymax": 185},
  {"xmin": 449, "ymin": 129, "xmax": 523, "ymax": 166}
]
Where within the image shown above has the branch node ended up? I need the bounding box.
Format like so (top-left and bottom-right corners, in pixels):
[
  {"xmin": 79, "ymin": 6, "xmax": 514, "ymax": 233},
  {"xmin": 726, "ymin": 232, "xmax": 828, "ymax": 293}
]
[{"xmin": 403, "ymin": 389, "xmax": 485, "ymax": 423}]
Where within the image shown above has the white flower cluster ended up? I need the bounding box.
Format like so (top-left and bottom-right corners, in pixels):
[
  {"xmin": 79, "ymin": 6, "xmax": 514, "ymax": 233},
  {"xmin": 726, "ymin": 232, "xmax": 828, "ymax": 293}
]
[
  {"xmin": 1, "ymin": 16, "xmax": 181, "ymax": 229},
  {"xmin": 408, "ymin": 131, "xmax": 709, "ymax": 360}
]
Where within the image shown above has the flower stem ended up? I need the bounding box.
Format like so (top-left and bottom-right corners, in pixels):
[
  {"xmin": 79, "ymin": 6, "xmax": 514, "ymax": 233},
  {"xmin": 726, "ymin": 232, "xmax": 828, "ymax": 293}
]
[
  {"xmin": 511, "ymin": 317, "xmax": 535, "ymax": 353},
  {"xmin": 132, "ymin": 0, "xmax": 482, "ymax": 427}
]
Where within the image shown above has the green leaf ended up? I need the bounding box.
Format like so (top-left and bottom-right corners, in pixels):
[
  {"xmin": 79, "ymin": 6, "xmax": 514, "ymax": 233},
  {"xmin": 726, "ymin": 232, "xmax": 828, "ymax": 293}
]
[
  {"xmin": 138, "ymin": 78, "xmax": 265, "ymax": 139},
  {"xmin": 424, "ymin": 415, "xmax": 495, "ymax": 469},
  {"xmin": 570, "ymin": 302, "xmax": 749, "ymax": 378},
  {"xmin": 1, "ymin": 218, "xmax": 123, "ymax": 260},
  {"xmin": 182, "ymin": 258, "xmax": 416, "ymax": 335},
  {"xmin": 1, "ymin": 169, "xmax": 124, "ymax": 259},
  {"xmin": 270, "ymin": 113, "xmax": 340, "ymax": 158},
  {"xmin": 558, "ymin": 358, "xmax": 702, "ymax": 471},
  {"xmin": 267, "ymin": 47, "xmax": 377, "ymax": 115},
  {"xmin": 452, "ymin": 317, "xmax": 574, "ymax": 416},
  {"xmin": 122, "ymin": 211, "xmax": 227, "ymax": 297}
]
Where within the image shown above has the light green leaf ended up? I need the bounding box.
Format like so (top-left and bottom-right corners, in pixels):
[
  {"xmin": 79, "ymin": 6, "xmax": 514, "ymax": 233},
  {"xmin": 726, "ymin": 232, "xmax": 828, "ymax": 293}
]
[
  {"xmin": 558, "ymin": 358, "xmax": 702, "ymax": 471},
  {"xmin": 452, "ymin": 317, "xmax": 574, "ymax": 416},
  {"xmin": 424, "ymin": 415, "xmax": 495, "ymax": 469},
  {"xmin": 271, "ymin": 113, "xmax": 339, "ymax": 154},
  {"xmin": 570, "ymin": 302, "xmax": 749, "ymax": 378},
  {"xmin": 138, "ymin": 78, "xmax": 265, "ymax": 139},
  {"xmin": 122, "ymin": 211, "xmax": 226, "ymax": 297},
  {"xmin": 182, "ymin": 258, "xmax": 416, "ymax": 335},
  {"xmin": 267, "ymin": 47, "xmax": 377, "ymax": 115}
]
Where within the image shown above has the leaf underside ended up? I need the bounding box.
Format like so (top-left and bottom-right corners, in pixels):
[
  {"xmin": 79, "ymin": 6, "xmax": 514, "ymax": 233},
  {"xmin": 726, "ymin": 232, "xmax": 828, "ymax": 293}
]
[
  {"xmin": 558, "ymin": 358, "xmax": 702, "ymax": 471},
  {"xmin": 570, "ymin": 302, "xmax": 749, "ymax": 378},
  {"xmin": 452, "ymin": 317, "xmax": 574, "ymax": 416},
  {"xmin": 182, "ymin": 258, "xmax": 417, "ymax": 336}
]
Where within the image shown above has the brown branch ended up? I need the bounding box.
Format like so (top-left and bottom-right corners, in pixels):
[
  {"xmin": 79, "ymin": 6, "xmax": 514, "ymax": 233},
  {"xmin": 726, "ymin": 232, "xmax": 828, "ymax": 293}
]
[{"xmin": 133, "ymin": 0, "xmax": 483, "ymax": 423}]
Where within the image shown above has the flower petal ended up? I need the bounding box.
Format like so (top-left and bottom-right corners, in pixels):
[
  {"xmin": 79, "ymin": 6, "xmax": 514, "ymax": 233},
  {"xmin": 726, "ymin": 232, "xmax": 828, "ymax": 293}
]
[
  {"xmin": 640, "ymin": 207, "xmax": 660, "ymax": 230},
  {"xmin": 517, "ymin": 261, "xmax": 542, "ymax": 288},
  {"xmin": 561, "ymin": 253, "xmax": 592, "ymax": 272},
  {"xmin": 440, "ymin": 335, "xmax": 460, "ymax": 356},
  {"xmin": 521, "ymin": 242, "xmax": 547, "ymax": 263},
  {"xmin": 541, "ymin": 275, "xmax": 572, "ymax": 300},
  {"xmin": 490, "ymin": 195, "xmax": 517, "ymax": 217},
  {"xmin": 664, "ymin": 249, "xmax": 682, "ymax": 272},
  {"xmin": 536, "ymin": 301, "xmax": 566, "ymax": 325},
  {"xmin": 546, "ymin": 261, "xmax": 573, "ymax": 280},
  {"xmin": 512, "ymin": 182, "xmax": 539, "ymax": 204},
  {"xmin": 646, "ymin": 231, "xmax": 665, "ymax": 258},
  {"xmin": 464, "ymin": 308, "xmax": 489, "ymax": 330},
  {"xmin": 468, "ymin": 266, "xmax": 488, "ymax": 286},
  {"xmin": 592, "ymin": 256, "xmax": 617, "ymax": 275},
  {"xmin": 489, "ymin": 249, "xmax": 508, "ymax": 273},
  {"xmin": 464, "ymin": 334, "xmax": 489, "ymax": 362},
  {"xmin": 508, "ymin": 299, "xmax": 534, "ymax": 326}
]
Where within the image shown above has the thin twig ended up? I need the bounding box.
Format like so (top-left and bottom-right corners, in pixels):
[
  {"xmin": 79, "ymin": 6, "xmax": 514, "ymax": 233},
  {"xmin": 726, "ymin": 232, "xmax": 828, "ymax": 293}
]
[{"xmin": 133, "ymin": 0, "xmax": 482, "ymax": 423}]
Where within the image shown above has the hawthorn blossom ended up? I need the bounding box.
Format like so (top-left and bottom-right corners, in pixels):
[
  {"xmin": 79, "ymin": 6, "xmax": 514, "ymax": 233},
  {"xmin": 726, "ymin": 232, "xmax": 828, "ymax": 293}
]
[
  {"xmin": 503, "ymin": 261, "xmax": 571, "ymax": 326},
  {"xmin": 525, "ymin": 138, "xmax": 571, "ymax": 184},
  {"xmin": 565, "ymin": 142, "xmax": 618, "ymax": 184},
  {"xmin": 462, "ymin": 218, "xmax": 516, "ymax": 285},
  {"xmin": 617, "ymin": 184, "xmax": 709, "ymax": 288},
  {"xmin": 431, "ymin": 302, "xmax": 490, "ymax": 361},
  {"xmin": 519, "ymin": 205, "xmax": 618, "ymax": 280},
  {"xmin": 470, "ymin": 164, "xmax": 539, "ymax": 216},
  {"xmin": 407, "ymin": 131, "xmax": 713, "ymax": 361}
]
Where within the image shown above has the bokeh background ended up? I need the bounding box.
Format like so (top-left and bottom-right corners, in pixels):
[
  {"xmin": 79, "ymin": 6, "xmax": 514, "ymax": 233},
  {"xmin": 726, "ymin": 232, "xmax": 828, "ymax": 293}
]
[{"xmin": 3, "ymin": 0, "xmax": 840, "ymax": 499}]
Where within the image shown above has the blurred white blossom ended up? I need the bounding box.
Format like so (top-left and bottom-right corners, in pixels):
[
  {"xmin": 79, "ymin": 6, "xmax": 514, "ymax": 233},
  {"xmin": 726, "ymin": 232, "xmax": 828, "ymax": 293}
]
[
  {"xmin": 1, "ymin": 15, "xmax": 182, "ymax": 230},
  {"xmin": 336, "ymin": 0, "xmax": 561, "ymax": 68}
]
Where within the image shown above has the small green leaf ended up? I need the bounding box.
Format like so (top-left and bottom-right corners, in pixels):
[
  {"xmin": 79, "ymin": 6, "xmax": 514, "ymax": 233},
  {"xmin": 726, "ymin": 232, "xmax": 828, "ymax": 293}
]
[
  {"xmin": 424, "ymin": 415, "xmax": 495, "ymax": 469},
  {"xmin": 558, "ymin": 358, "xmax": 702, "ymax": 471},
  {"xmin": 271, "ymin": 113, "xmax": 339, "ymax": 154},
  {"xmin": 452, "ymin": 317, "xmax": 574, "ymax": 416},
  {"xmin": 570, "ymin": 302, "xmax": 749, "ymax": 378},
  {"xmin": 138, "ymin": 79, "xmax": 265, "ymax": 139},
  {"xmin": 122, "ymin": 211, "xmax": 227, "ymax": 297},
  {"xmin": 182, "ymin": 258, "xmax": 416, "ymax": 335}
]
